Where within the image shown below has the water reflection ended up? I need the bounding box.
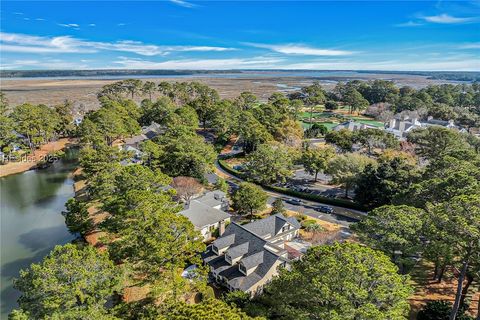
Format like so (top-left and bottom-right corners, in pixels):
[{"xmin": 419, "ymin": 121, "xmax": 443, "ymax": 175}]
[{"xmin": 0, "ymin": 148, "xmax": 77, "ymax": 316}]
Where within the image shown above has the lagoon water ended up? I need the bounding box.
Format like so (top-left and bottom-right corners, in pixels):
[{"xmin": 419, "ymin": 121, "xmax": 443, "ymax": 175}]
[{"xmin": 0, "ymin": 149, "xmax": 77, "ymax": 317}]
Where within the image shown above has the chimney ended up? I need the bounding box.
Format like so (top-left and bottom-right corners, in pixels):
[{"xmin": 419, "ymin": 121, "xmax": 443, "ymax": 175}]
[{"xmin": 219, "ymin": 220, "xmax": 226, "ymax": 236}]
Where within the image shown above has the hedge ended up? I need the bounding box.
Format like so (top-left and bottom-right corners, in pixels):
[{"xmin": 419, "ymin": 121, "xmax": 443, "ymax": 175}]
[{"xmin": 217, "ymin": 159, "xmax": 366, "ymax": 211}]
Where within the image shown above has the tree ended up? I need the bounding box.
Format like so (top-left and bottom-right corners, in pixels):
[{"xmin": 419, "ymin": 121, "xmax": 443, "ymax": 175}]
[
  {"xmin": 234, "ymin": 92, "xmax": 258, "ymax": 111},
  {"xmin": 274, "ymin": 118, "xmax": 304, "ymax": 147},
  {"xmin": 301, "ymin": 82, "xmax": 326, "ymax": 126},
  {"xmin": 153, "ymin": 129, "xmax": 217, "ymax": 181},
  {"xmin": 139, "ymin": 96, "xmax": 176, "ymax": 126},
  {"xmin": 232, "ymin": 182, "xmax": 268, "ymax": 217},
  {"xmin": 10, "ymin": 103, "xmax": 61, "ymax": 150},
  {"xmin": 407, "ymin": 127, "xmax": 473, "ymax": 160},
  {"xmin": 326, "ymin": 153, "xmax": 376, "ymax": 197},
  {"xmin": 324, "ymin": 100, "xmax": 338, "ymax": 110},
  {"xmin": 344, "ymin": 87, "xmax": 369, "ymax": 114},
  {"xmin": 54, "ymin": 100, "xmax": 75, "ymax": 136},
  {"xmin": 396, "ymin": 156, "xmax": 480, "ymax": 208},
  {"xmin": 12, "ymin": 244, "xmax": 120, "ymax": 319},
  {"xmin": 304, "ymin": 123, "xmax": 328, "ymax": 138},
  {"xmin": 237, "ymin": 112, "xmax": 272, "ymax": 153},
  {"xmin": 354, "ymin": 155, "xmax": 419, "ymax": 209},
  {"xmin": 214, "ymin": 177, "xmax": 229, "ymax": 193},
  {"xmin": 353, "ymin": 128, "xmax": 399, "ymax": 154},
  {"xmin": 253, "ymin": 243, "xmax": 412, "ymax": 320},
  {"xmin": 142, "ymin": 81, "xmax": 157, "ymax": 100},
  {"xmin": 110, "ymin": 206, "xmax": 205, "ymax": 299},
  {"xmin": 352, "ymin": 205, "xmax": 425, "ymax": 273},
  {"xmin": 121, "ymin": 79, "xmax": 143, "ymax": 99},
  {"xmin": 271, "ymin": 198, "xmax": 286, "ymax": 215},
  {"xmin": 62, "ymin": 198, "xmax": 95, "ymax": 235},
  {"xmin": 427, "ymin": 195, "xmax": 480, "ymax": 320},
  {"xmin": 160, "ymin": 299, "xmax": 260, "ymax": 320},
  {"xmin": 325, "ymin": 129, "xmax": 355, "ymax": 152},
  {"xmin": 188, "ymin": 82, "xmax": 220, "ymax": 129},
  {"xmin": 301, "ymin": 146, "xmax": 335, "ymax": 182},
  {"xmin": 417, "ymin": 301, "xmax": 473, "ymax": 320},
  {"xmin": 172, "ymin": 176, "xmax": 204, "ymax": 203},
  {"xmin": 244, "ymin": 143, "xmax": 294, "ymax": 185}
]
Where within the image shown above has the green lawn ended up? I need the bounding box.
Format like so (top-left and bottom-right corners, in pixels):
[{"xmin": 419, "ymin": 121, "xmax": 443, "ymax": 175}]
[{"xmin": 300, "ymin": 111, "xmax": 384, "ymax": 130}]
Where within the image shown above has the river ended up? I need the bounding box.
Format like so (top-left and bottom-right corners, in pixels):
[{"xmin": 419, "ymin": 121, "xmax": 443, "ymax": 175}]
[{"xmin": 0, "ymin": 149, "xmax": 78, "ymax": 317}]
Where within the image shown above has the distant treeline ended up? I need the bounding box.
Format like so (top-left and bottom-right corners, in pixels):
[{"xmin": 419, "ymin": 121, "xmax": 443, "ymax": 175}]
[
  {"xmin": 356, "ymin": 70, "xmax": 480, "ymax": 82},
  {"xmin": 0, "ymin": 69, "xmax": 241, "ymax": 78},
  {"xmin": 2, "ymin": 69, "xmax": 479, "ymax": 81}
]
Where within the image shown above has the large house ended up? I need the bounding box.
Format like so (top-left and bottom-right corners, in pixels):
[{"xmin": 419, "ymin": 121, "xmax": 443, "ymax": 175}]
[
  {"xmin": 332, "ymin": 120, "xmax": 378, "ymax": 132},
  {"xmin": 202, "ymin": 213, "xmax": 301, "ymax": 295},
  {"xmin": 180, "ymin": 191, "xmax": 231, "ymax": 241},
  {"xmin": 386, "ymin": 116, "xmax": 459, "ymax": 139}
]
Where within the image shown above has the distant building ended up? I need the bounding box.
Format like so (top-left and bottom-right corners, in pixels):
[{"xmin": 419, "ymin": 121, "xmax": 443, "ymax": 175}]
[
  {"xmin": 386, "ymin": 116, "xmax": 459, "ymax": 139},
  {"xmin": 124, "ymin": 122, "xmax": 164, "ymax": 149},
  {"xmin": 332, "ymin": 120, "xmax": 378, "ymax": 132},
  {"xmin": 385, "ymin": 117, "xmax": 422, "ymax": 138},
  {"xmin": 202, "ymin": 213, "xmax": 301, "ymax": 295},
  {"xmin": 180, "ymin": 190, "xmax": 231, "ymax": 241}
]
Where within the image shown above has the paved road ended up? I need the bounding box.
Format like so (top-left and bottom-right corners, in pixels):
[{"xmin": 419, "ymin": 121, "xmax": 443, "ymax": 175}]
[{"xmin": 215, "ymin": 160, "xmax": 366, "ymax": 229}]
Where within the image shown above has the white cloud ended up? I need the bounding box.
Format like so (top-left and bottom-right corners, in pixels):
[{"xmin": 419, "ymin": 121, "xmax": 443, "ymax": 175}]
[
  {"xmin": 1, "ymin": 59, "xmax": 89, "ymax": 70},
  {"xmin": 169, "ymin": 0, "xmax": 196, "ymax": 8},
  {"xmin": 422, "ymin": 14, "xmax": 475, "ymax": 24},
  {"xmin": 113, "ymin": 56, "xmax": 284, "ymax": 69},
  {"xmin": 58, "ymin": 23, "xmax": 80, "ymax": 28},
  {"xmin": 395, "ymin": 21, "xmax": 424, "ymax": 27},
  {"xmin": 0, "ymin": 32, "xmax": 236, "ymax": 56},
  {"xmin": 117, "ymin": 23, "xmax": 126, "ymax": 26},
  {"xmin": 88, "ymin": 23, "xmax": 96, "ymax": 27},
  {"xmin": 246, "ymin": 43, "xmax": 354, "ymax": 56},
  {"xmin": 459, "ymin": 43, "xmax": 480, "ymax": 49},
  {"xmin": 35, "ymin": 18, "xmax": 46, "ymax": 21}
]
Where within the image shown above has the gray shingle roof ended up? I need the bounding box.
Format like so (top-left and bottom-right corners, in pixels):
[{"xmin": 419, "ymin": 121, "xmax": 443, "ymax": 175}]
[
  {"xmin": 241, "ymin": 251, "xmax": 264, "ymax": 270},
  {"xmin": 243, "ymin": 214, "xmax": 300, "ymax": 239},
  {"xmin": 179, "ymin": 201, "xmax": 230, "ymax": 229},
  {"xmin": 203, "ymin": 213, "xmax": 299, "ymax": 292},
  {"xmin": 195, "ymin": 190, "xmax": 227, "ymax": 208},
  {"xmin": 226, "ymin": 242, "xmax": 250, "ymax": 259}
]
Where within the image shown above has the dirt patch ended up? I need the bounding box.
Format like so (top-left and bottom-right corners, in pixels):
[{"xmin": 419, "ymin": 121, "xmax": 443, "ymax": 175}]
[{"xmin": 409, "ymin": 261, "xmax": 479, "ymax": 319}]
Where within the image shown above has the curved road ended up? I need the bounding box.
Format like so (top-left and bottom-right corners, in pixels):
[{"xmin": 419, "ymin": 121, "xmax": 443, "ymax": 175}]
[{"xmin": 214, "ymin": 160, "xmax": 366, "ymax": 229}]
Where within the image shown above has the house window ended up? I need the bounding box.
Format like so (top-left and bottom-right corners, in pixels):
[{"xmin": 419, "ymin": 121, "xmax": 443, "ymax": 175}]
[
  {"xmin": 212, "ymin": 245, "xmax": 219, "ymax": 255},
  {"xmin": 225, "ymin": 254, "xmax": 232, "ymax": 264},
  {"xmin": 282, "ymin": 225, "xmax": 290, "ymax": 233},
  {"xmin": 239, "ymin": 263, "xmax": 247, "ymax": 274}
]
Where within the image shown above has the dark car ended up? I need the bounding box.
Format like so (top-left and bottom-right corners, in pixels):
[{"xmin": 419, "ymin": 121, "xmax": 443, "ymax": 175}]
[
  {"xmin": 285, "ymin": 198, "xmax": 302, "ymax": 205},
  {"xmin": 315, "ymin": 205, "xmax": 334, "ymax": 214}
]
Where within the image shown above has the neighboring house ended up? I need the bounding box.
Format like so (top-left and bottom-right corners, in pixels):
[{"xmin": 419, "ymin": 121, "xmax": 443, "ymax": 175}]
[
  {"xmin": 180, "ymin": 190, "xmax": 231, "ymax": 240},
  {"xmin": 385, "ymin": 117, "xmax": 422, "ymax": 138},
  {"xmin": 124, "ymin": 121, "xmax": 164, "ymax": 149},
  {"xmin": 386, "ymin": 116, "xmax": 459, "ymax": 139},
  {"xmin": 332, "ymin": 120, "xmax": 378, "ymax": 132},
  {"xmin": 202, "ymin": 213, "xmax": 301, "ymax": 295}
]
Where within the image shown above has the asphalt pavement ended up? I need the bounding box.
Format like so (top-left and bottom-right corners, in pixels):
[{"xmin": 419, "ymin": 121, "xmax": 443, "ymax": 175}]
[{"xmin": 215, "ymin": 160, "xmax": 366, "ymax": 229}]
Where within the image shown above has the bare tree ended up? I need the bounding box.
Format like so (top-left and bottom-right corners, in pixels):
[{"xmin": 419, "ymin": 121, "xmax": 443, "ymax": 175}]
[{"xmin": 172, "ymin": 176, "xmax": 204, "ymax": 204}]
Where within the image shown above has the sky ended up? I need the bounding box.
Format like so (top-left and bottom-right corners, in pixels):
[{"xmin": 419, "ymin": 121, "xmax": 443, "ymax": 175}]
[{"xmin": 0, "ymin": 1, "xmax": 479, "ymax": 71}]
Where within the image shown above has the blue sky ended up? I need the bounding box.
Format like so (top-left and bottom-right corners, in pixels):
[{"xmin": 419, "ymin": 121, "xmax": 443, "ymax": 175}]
[{"xmin": 1, "ymin": 1, "xmax": 479, "ymax": 71}]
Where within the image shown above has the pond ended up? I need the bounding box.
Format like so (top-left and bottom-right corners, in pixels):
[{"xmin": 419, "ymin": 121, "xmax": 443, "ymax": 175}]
[{"xmin": 0, "ymin": 148, "xmax": 78, "ymax": 317}]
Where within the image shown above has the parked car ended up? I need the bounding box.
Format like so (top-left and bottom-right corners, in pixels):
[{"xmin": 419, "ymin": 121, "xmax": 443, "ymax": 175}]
[
  {"xmin": 285, "ymin": 198, "xmax": 302, "ymax": 205},
  {"xmin": 315, "ymin": 205, "xmax": 334, "ymax": 214}
]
